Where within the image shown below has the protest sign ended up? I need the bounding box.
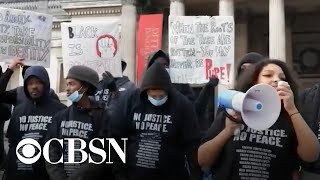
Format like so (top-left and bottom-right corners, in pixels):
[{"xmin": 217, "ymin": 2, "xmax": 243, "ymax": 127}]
[
  {"xmin": 61, "ymin": 20, "xmax": 122, "ymax": 78},
  {"xmin": 0, "ymin": 7, "xmax": 53, "ymax": 67},
  {"xmin": 169, "ymin": 16, "xmax": 234, "ymax": 85}
]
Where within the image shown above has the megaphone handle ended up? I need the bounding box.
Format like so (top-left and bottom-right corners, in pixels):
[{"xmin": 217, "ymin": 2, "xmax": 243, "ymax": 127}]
[
  {"xmin": 222, "ymin": 108, "xmax": 242, "ymax": 123},
  {"xmin": 234, "ymin": 128, "xmax": 241, "ymax": 136}
]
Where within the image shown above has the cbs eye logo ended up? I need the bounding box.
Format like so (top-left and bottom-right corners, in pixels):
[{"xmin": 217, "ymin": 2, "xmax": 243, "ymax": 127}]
[{"xmin": 16, "ymin": 139, "xmax": 42, "ymax": 164}]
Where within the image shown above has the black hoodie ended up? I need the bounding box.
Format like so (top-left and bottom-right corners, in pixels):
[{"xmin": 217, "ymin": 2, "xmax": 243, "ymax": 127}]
[
  {"xmin": 45, "ymin": 97, "xmax": 121, "ymax": 180},
  {"xmin": 299, "ymin": 83, "xmax": 320, "ymax": 173},
  {"xmin": 146, "ymin": 50, "xmax": 196, "ymax": 102},
  {"xmin": 236, "ymin": 52, "xmax": 264, "ymax": 78},
  {"xmin": 5, "ymin": 66, "xmax": 66, "ymax": 180},
  {"xmin": 95, "ymin": 75, "xmax": 136, "ymax": 109},
  {"xmin": 0, "ymin": 68, "xmax": 60, "ymax": 106},
  {"xmin": 0, "ymin": 66, "xmax": 11, "ymax": 169},
  {"xmin": 115, "ymin": 62, "xmax": 201, "ymax": 180}
]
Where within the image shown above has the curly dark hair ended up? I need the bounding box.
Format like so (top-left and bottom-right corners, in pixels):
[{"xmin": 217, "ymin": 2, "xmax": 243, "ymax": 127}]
[{"xmin": 235, "ymin": 59, "xmax": 299, "ymax": 105}]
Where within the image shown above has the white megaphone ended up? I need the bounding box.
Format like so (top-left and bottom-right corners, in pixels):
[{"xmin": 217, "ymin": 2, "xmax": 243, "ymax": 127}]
[{"xmin": 218, "ymin": 84, "xmax": 281, "ymax": 131}]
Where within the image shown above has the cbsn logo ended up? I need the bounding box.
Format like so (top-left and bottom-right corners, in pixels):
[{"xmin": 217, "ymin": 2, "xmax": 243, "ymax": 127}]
[{"xmin": 16, "ymin": 138, "xmax": 127, "ymax": 164}]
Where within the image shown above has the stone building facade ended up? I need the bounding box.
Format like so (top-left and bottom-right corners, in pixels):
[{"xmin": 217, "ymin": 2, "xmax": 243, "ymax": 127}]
[{"xmin": 0, "ymin": 0, "xmax": 320, "ymax": 103}]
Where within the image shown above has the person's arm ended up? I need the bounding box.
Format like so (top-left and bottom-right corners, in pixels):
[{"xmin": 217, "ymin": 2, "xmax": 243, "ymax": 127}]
[
  {"xmin": 174, "ymin": 84, "xmax": 196, "ymax": 102},
  {"xmin": 288, "ymin": 109, "xmax": 319, "ymax": 162},
  {"xmin": 45, "ymin": 112, "xmax": 68, "ymax": 180},
  {"xmin": 0, "ymin": 88, "xmax": 17, "ymax": 105},
  {"xmin": 278, "ymin": 85, "xmax": 320, "ymax": 162},
  {"xmin": 194, "ymin": 77, "xmax": 219, "ymax": 117},
  {"xmin": 0, "ymin": 103, "xmax": 11, "ymax": 121},
  {"xmin": 0, "ymin": 69, "xmax": 14, "ymax": 91},
  {"xmin": 108, "ymin": 91, "xmax": 132, "ymax": 180},
  {"xmin": 0, "ymin": 58, "xmax": 23, "ymax": 105},
  {"xmin": 0, "ymin": 68, "xmax": 17, "ymax": 104},
  {"xmin": 198, "ymin": 110, "xmax": 241, "ymax": 167}
]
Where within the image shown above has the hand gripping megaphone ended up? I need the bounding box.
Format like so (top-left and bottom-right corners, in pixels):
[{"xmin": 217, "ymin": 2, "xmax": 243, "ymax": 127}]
[{"xmin": 218, "ymin": 84, "xmax": 281, "ymax": 131}]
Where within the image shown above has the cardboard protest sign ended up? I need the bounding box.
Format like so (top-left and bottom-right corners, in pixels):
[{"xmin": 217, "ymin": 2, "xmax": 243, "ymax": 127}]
[
  {"xmin": 61, "ymin": 20, "xmax": 122, "ymax": 78},
  {"xmin": 0, "ymin": 7, "xmax": 53, "ymax": 67},
  {"xmin": 168, "ymin": 16, "xmax": 234, "ymax": 85}
]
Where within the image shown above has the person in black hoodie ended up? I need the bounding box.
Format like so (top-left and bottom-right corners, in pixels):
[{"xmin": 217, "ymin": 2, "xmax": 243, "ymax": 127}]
[
  {"xmin": 0, "ymin": 65, "xmax": 11, "ymax": 171},
  {"xmin": 5, "ymin": 66, "xmax": 66, "ymax": 180},
  {"xmin": 146, "ymin": 50, "xmax": 219, "ymax": 129},
  {"xmin": 46, "ymin": 65, "xmax": 122, "ymax": 180},
  {"xmin": 0, "ymin": 58, "xmax": 60, "ymax": 107},
  {"xmin": 115, "ymin": 62, "xmax": 201, "ymax": 180},
  {"xmin": 0, "ymin": 104, "xmax": 10, "ymax": 167},
  {"xmin": 115, "ymin": 60, "xmax": 136, "ymax": 92},
  {"xmin": 299, "ymin": 79, "xmax": 320, "ymax": 179},
  {"xmin": 146, "ymin": 50, "xmax": 196, "ymax": 102}
]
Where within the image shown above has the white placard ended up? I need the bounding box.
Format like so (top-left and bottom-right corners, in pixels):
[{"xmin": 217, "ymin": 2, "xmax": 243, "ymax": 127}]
[
  {"xmin": 0, "ymin": 7, "xmax": 53, "ymax": 67},
  {"xmin": 169, "ymin": 16, "xmax": 234, "ymax": 85},
  {"xmin": 61, "ymin": 21, "xmax": 122, "ymax": 78}
]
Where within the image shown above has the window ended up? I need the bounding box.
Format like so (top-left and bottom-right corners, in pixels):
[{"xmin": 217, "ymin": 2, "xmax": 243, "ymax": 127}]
[
  {"xmin": 292, "ymin": 14, "xmax": 320, "ymax": 77},
  {"xmin": 57, "ymin": 57, "xmax": 66, "ymax": 92}
]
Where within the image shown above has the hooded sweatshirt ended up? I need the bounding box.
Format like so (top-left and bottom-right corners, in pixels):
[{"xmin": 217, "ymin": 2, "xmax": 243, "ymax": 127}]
[
  {"xmin": 115, "ymin": 75, "xmax": 136, "ymax": 92},
  {"xmin": 116, "ymin": 62, "xmax": 201, "ymax": 180},
  {"xmin": 299, "ymin": 83, "xmax": 320, "ymax": 173},
  {"xmin": 5, "ymin": 66, "xmax": 66, "ymax": 180},
  {"xmin": 0, "ymin": 66, "xmax": 11, "ymax": 169},
  {"xmin": 236, "ymin": 52, "xmax": 264, "ymax": 77},
  {"xmin": 95, "ymin": 75, "xmax": 136, "ymax": 109},
  {"xmin": 45, "ymin": 97, "xmax": 119, "ymax": 180},
  {"xmin": 145, "ymin": 50, "xmax": 196, "ymax": 102},
  {"xmin": 0, "ymin": 68, "xmax": 60, "ymax": 106},
  {"xmin": 146, "ymin": 50, "xmax": 217, "ymax": 134}
]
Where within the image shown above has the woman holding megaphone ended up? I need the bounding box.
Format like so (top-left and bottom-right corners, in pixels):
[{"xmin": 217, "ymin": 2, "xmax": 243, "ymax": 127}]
[{"xmin": 198, "ymin": 59, "xmax": 320, "ymax": 180}]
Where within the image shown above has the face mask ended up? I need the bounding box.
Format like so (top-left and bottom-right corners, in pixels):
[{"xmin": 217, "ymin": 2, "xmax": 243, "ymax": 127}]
[
  {"xmin": 148, "ymin": 95, "xmax": 168, "ymax": 106},
  {"xmin": 68, "ymin": 87, "xmax": 84, "ymax": 103}
]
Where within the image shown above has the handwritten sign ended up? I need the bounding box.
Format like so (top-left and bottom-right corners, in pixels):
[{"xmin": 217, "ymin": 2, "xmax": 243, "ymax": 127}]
[
  {"xmin": 169, "ymin": 16, "xmax": 234, "ymax": 85},
  {"xmin": 61, "ymin": 21, "xmax": 122, "ymax": 78},
  {"xmin": 0, "ymin": 7, "xmax": 53, "ymax": 67}
]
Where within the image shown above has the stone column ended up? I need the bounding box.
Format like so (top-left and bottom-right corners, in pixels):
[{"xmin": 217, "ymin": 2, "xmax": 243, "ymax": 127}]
[
  {"xmin": 166, "ymin": 0, "xmax": 185, "ymax": 52},
  {"xmin": 37, "ymin": 0, "xmax": 49, "ymax": 13},
  {"xmin": 269, "ymin": 0, "xmax": 286, "ymax": 61},
  {"xmin": 170, "ymin": 0, "xmax": 185, "ymax": 16},
  {"xmin": 219, "ymin": 0, "xmax": 234, "ymax": 91},
  {"xmin": 235, "ymin": 10, "xmax": 248, "ymax": 61},
  {"xmin": 120, "ymin": 0, "xmax": 137, "ymax": 82},
  {"xmin": 216, "ymin": 0, "xmax": 235, "ymax": 117},
  {"xmin": 286, "ymin": 21, "xmax": 293, "ymax": 67},
  {"xmin": 285, "ymin": 12, "xmax": 295, "ymax": 68},
  {"xmin": 219, "ymin": 0, "xmax": 234, "ymax": 16}
]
